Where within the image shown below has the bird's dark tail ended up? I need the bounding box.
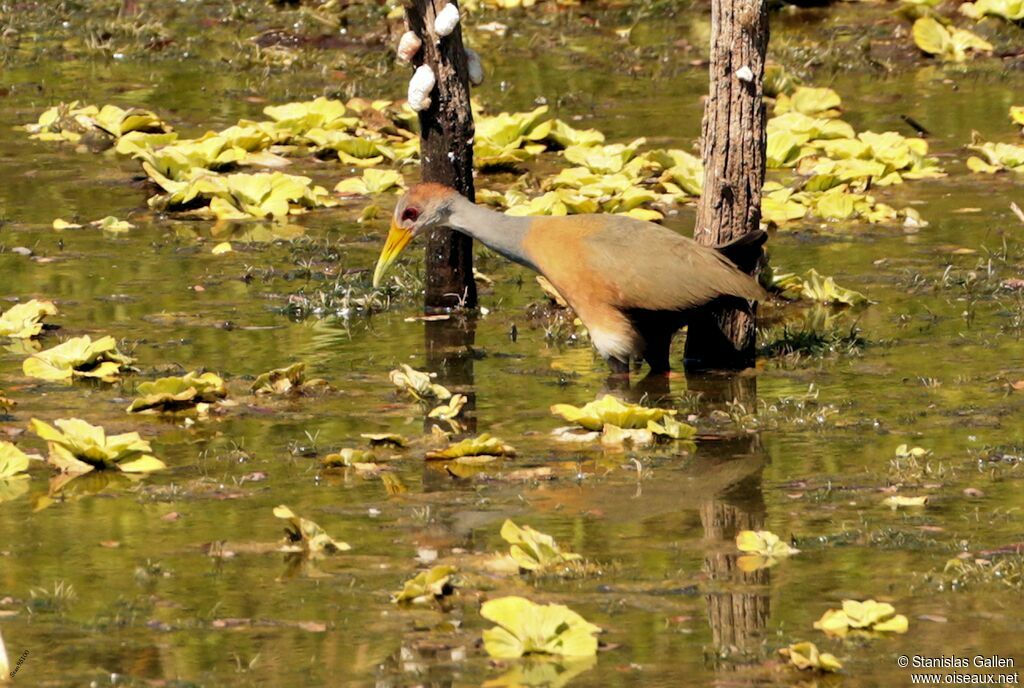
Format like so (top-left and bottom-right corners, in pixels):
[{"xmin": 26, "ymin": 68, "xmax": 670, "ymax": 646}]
[{"xmin": 715, "ymin": 230, "xmax": 768, "ymax": 273}]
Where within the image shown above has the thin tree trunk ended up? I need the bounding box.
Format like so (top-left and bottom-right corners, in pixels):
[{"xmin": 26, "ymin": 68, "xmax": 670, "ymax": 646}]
[
  {"xmin": 684, "ymin": 0, "xmax": 769, "ymax": 369},
  {"xmin": 406, "ymin": 0, "xmax": 477, "ymax": 312}
]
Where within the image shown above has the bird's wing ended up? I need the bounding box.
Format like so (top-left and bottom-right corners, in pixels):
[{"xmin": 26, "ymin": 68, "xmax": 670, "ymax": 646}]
[{"xmin": 579, "ymin": 215, "xmax": 767, "ymax": 312}]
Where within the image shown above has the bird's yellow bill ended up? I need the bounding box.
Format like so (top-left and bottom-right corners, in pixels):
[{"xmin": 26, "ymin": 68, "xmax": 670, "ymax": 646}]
[{"xmin": 372, "ymin": 223, "xmax": 414, "ymax": 287}]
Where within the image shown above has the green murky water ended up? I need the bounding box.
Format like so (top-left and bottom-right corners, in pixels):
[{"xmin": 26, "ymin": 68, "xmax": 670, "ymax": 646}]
[{"xmin": 2, "ymin": 1, "xmax": 1024, "ymax": 686}]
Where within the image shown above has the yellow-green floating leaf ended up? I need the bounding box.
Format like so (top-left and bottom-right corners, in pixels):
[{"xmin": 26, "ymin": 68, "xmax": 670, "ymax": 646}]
[
  {"xmin": 481, "ymin": 596, "xmax": 601, "ymax": 659},
  {"xmin": 392, "ymin": 565, "xmax": 458, "ymax": 604},
  {"xmin": 501, "ymin": 520, "xmax": 582, "ymax": 572},
  {"xmin": 780, "ymin": 641, "xmax": 843, "ymax": 673},
  {"xmin": 273, "ymin": 504, "xmax": 351, "ymax": 554},
  {"xmin": 0, "ymin": 300, "xmax": 58, "ymax": 339},
  {"xmin": 23, "ymin": 335, "xmax": 133, "ymax": 383},
  {"xmin": 30, "ymin": 417, "xmax": 164, "ymax": 474}
]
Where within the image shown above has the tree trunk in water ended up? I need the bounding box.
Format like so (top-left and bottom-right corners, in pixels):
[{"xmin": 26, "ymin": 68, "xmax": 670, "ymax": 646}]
[
  {"xmin": 684, "ymin": 0, "xmax": 769, "ymax": 369},
  {"xmin": 406, "ymin": 0, "xmax": 477, "ymax": 311}
]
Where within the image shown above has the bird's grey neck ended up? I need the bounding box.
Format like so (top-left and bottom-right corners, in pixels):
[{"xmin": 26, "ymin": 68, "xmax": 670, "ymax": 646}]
[{"xmin": 445, "ymin": 196, "xmax": 536, "ymax": 270}]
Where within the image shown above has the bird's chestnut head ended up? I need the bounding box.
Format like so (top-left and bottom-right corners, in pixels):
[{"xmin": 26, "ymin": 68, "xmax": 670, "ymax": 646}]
[{"xmin": 372, "ymin": 183, "xmax": 458, "ymax": 287}]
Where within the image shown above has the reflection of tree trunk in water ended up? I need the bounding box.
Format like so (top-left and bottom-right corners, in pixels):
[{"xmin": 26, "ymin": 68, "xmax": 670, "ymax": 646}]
[
  {"xmin": 702, "ymin": 474, "xmax": 769, "ymax": 658},
  {"xmin": 419, "ymin": 317, "xmax": 479, "ymax": 528},
  {"xmin": 699, "ymin": 427, "xmax": 770, "ymax": 663},
  {"xmin": 424, "ymin": 316, "xmax": 477, "ymax": 391},
  {"xmin": 685, "ymin": 368, "xmax": 758, "ymax": 409},
  {"xmin": 422, "ymin": 317, "xmax": 478, "ymax": 490}
]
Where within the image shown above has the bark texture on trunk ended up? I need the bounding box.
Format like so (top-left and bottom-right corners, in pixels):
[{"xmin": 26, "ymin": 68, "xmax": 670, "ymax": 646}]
[
  {"xmin": 406, "ymin": 0, "xmax": 477, "ymax": 311},
  {"xmin": 684, "ymin": 0, "xmax": 769, "ymax": 369}
]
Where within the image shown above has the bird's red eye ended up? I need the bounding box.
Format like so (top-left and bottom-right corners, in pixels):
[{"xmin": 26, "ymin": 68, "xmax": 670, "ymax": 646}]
[{"xmin": 401, "ymin": 207, "xmax": 420, "ymax": 223}]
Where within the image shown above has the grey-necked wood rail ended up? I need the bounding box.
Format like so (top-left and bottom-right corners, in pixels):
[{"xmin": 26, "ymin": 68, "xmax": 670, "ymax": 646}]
[{"xmin": 373, "ymin": 183, "xmax": 768, "ymax": 374}]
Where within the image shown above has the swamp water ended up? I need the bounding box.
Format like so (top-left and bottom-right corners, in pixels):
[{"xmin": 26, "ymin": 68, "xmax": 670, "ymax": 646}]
[{"xmin": 0, "ymin": 1, "xmax": 1023, "ymax": 686}]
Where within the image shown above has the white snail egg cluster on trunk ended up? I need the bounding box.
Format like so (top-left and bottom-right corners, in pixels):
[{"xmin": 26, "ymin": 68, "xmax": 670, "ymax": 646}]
[
  {"xmin": 397, "ymin": 31, "xmax": 422, "ymax": 63},
  {"xmin": 408, "ymin": 64, "xmax": 436, "ymax": 112},
  {"xmin": 465, "ymin": 47, "xmax": 484, "ymax": 86},
  {"xmin": 434, "ymin": 3, "xmax": 460, "ymax": 37}
]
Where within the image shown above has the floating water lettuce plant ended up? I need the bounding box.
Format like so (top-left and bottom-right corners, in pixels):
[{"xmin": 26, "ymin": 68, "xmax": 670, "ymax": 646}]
[
  {"xmin": 23, "ymin": 335, "xmax": 133, "ymax": 382},
  {"xmin": 127, "ymin": 372, "xmax": 227, "ymax": 413},
  {"xmin": 392, "ymin": 565, "xmax": 458, "ymax": 604},
  {"xmin": 959, "ymin": 0, "xmax": 1024, "ymax": 20},
  {"xmin": 807, "ymin": 131, "xmax": 944, "ymax": 186},
  {"xmin": 649, "ymin": 148, "xmax": 704, "ymax": 198},
  {"xmin": 541, "ymin": 119, "xmax": 605, "ymax": 148},
  {"xmin": 127, "ymin": 135, "xmax": 250, "ymax": 181},
  {"xmin": 334, "ymin": 168, "xmax": 406, "ymax": 195},
  {"xmin": 114, "ymin": 130, "xmax": 180, "ymax": 157},
  {"xmin": 88, "ymin": 104, "xmax": 171, "ymax": 138},
  {"xmin": 426, "ymin": 433, "xmax": 516, "ymax": 460},
  {"xmin": 428, "ymin": 394, "xmax": 468, "ymax": 420},
  {"xmin": 146, "ymin": 169, "xmax": 336, "ymax": 220},
  {"xmin": 766, "ymin": 129, "xmax": 809, "ymax": 169},
  {"xmin": 1011, "ymin": 106, "xmax": 1024, "ymax": 129},
  {"xmin": 599, "ymin": 424, "xmax": 654, "ymax": 449},
  {"xmin": 304, "ymin": 129, "xmax": 389, "ymax": 166},
  {"xmin": 94, "ymin": 216, "xmax": 134, "ymax": 233},
  {"xmin": 895, "ymin": 444, "xmax": 931, "ymax": 459},
  {"xmin": 481, "ymin": 596, "xmax": 601, "ymax": 658},
  {"xmin": 262, "ymin": 97, "xmax": 359, "ymax": 136},
  {"xmin": 811, "ymin": 186, "xmax": 899, "ymax": 223},
  {"xmin": 501, "ymin": 520, "xmax": 582, "ymax": 572},
  {"xmin": 771, "ymin": 269, "xmax": 869, "ymax": 306},
  {"xmin": 814, "ymin": 600, "xmax": 909, "ymax": 637},
  {"xmin": 321, "ymin": 448, "xmax": 378, "ymax": 469},
  {"xmin": 551, "ymin": 395, "xmax": 675, "ymax": 431},
  {"xmin": 761, "ymin": 185, "xmax": 809, "ymax": 225},
  {"xmin": 501, "ymin": 188, "xmax": 599, "ymax": 217},
  {"xmin": 31, "ymin": 418, "xmax": 165, "ymax": 474},
  {"xmin": 562, "ymin": 139, "xmax": 646, "ymax": 175},
  {"xmin": 273, "ymin": 505, "xmax": 351, "ymax": 554},
  {"xmin": 646, "ymin": 416, "xmax": 697, "ymax": 440},
  {"xmin": 774, "ymin": 112, "xmax": 857, "ymax": 142},
  {"xmin": 25, "ymin": 96, "xmax": 426, "ymax": 228},
  {"xmin": 967, "ymin": 136, "xmax": 1024, "ymax": 174},
  {"xmin": 779, "ymin": 641, "xmax": 843, "ymax": 672},
  {"xmin": 774, "ymin": 86, "xmax": 842, "ymax": 118},
  {"xmin": 473, "ymin": 106, "xmax": 550, "ymax": 168},
  {"xmin": 24, "ymin": 102, "xmax": 171, "ymax": 143},
  {"xmin": 0, "ymin": 300, "xmax": 58, "ymax": 339},
  {"xmin": 389, "ymin": 364, "xmax": 451, "ymax": 401},
  {"xmin": 250, "ymin": 363, "xmax": 329, "ymax": 396},
  {"xmin": 913, "ymin": 17, "xmax": 993, "ymax": 61},
  {"xmin": 0, "ymin": 442, "xmax": 33, "ymax": 479},
  {"xmin": 736, "ymin": 530, "xmax": 800, "ymax": 572}
]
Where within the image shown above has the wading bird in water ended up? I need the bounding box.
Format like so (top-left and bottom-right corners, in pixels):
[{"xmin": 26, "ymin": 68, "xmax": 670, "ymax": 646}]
[{"xmin": 373, "ymin": 183, "xmax": 768, "ymax": 376}]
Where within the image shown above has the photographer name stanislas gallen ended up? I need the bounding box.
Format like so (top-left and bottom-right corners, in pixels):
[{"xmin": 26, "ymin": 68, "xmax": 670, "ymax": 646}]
[{"xmin": 912, "ymin": 656, "xmax": 1016, "ymax": 669}]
